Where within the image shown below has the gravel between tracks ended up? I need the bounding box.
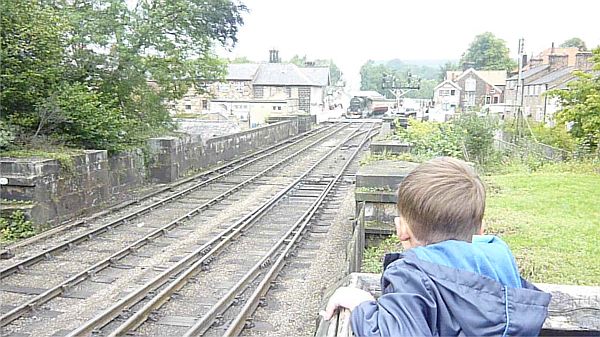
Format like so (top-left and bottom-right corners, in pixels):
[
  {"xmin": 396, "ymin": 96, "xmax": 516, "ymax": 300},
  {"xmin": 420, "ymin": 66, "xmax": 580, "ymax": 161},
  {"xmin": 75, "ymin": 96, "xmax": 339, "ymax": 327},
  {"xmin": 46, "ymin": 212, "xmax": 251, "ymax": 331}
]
[
  {"xmin": 2, "ymin": 179, "xmax": 294, "ymax": 337},
  {"xmin": 244, "ymin": 184, "xmax": 357, "ymax": 337}
]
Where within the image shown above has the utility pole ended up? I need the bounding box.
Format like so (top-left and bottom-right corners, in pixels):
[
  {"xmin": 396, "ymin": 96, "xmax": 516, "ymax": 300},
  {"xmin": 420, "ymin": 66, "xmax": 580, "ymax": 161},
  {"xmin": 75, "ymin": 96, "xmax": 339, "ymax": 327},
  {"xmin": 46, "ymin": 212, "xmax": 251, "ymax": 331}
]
[{"xmin": 516, "ymin": 38, "xmax": 525, "ymax": 139}]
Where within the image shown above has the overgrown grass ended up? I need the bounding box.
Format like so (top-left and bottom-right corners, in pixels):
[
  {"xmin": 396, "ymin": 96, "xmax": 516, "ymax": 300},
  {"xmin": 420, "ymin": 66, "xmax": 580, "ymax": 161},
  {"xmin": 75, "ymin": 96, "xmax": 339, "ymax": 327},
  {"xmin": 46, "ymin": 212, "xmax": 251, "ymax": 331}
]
[
  {"xmin": 362, "ymin": 236, "xmax": 402, "ymax": 273},
  {"xmin": 484, "ymin": 162, "xmax": 600, "ymax": 285},
  {"xmin": 362, "ymin": 161, "xmax": 600, "ymax": 285}
]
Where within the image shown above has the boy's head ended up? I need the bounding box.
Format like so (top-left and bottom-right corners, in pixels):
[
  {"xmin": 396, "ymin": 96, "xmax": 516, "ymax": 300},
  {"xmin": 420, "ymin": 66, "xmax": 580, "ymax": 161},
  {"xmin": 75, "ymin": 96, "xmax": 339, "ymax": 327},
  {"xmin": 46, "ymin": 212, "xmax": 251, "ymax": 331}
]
[{"xmin": 395, "ymin": 157, "xmax": 485, "ymax": 248}]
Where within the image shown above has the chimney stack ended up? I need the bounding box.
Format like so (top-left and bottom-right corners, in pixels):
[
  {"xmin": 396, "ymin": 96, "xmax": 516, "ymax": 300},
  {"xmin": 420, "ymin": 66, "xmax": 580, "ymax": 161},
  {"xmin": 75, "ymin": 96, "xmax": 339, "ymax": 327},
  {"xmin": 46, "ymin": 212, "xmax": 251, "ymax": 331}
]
[
  {"xmin": 529, "ymin": 58, "xmax": 543, "ymax": 67},
  {"xmin": 269, "ymin": 49, "xmax": 280, "ymax": 63},
  {"xmin": 548, "ymin": 54, "xmax": 568, "ymax": 71},
  {"xmin": 575, "ymin": 52, "xmax": 593, "ymax": 71},
  {"xmin": 551, "ymin": 42, "xmax": 555, "ymax": 55}
]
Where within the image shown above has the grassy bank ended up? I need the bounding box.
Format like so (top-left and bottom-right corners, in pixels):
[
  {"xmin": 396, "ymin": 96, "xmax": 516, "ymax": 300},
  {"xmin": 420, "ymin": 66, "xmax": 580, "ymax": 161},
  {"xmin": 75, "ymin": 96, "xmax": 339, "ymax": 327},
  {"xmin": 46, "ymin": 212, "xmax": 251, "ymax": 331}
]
[
  {"xmin": 362, "ymin": 161, "xmax": 600, "ymax": 285},
  {"xmin": 484, "ymin": 162, "xmax": 600, "ymax": 285}
]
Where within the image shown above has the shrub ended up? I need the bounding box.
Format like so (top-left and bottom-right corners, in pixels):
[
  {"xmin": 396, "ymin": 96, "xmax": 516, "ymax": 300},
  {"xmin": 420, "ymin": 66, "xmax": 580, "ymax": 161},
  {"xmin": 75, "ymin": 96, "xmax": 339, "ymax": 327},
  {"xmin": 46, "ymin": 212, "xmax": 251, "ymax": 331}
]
[{"xmin": 0, "ymin": 210, "xmax": 36, "ymax": 241}]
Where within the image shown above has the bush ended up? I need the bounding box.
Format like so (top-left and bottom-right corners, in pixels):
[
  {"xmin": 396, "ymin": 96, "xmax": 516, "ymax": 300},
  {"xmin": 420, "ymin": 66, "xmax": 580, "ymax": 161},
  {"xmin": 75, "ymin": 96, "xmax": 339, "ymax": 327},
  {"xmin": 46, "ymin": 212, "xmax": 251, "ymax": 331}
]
[
  {"xmin": 0, "ymin": 120, "xmax": 15, "ymax": 150},
  {"xmin": 0, "ymin": 210, "xmax": 36, "ymax": 241},
  {"xmin": 395, "ymin": 113, "xmax": 498, "ymax": 166}
]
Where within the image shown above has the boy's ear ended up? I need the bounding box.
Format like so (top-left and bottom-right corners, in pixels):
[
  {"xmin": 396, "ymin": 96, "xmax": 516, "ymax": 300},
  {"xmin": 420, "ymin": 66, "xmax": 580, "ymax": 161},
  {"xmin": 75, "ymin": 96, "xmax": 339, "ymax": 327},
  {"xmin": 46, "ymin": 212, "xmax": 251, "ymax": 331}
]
[
  {"xmin": 395, "ymin": 216, "xmax": 411, "ymax": 242},
  {"xmin": 478, "ymin": 221, "xmax": 485, "ymax": 235}
]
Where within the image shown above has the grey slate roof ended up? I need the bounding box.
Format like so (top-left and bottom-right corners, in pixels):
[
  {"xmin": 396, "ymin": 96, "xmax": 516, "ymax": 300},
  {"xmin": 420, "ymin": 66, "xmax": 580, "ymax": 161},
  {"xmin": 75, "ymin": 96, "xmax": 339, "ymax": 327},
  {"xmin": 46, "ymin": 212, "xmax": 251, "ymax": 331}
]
[
  {"xmin": 226, "ymin": 62, "xmax": 330, "ymax": 86},
  {"xmin": 302, "ymin": 67, "xmax": 330, "ymax": 86},
  {"xmin": 253, "ymin": 63, "xmax": 316, "ymax": 86},
  {"xmin": 528, "ymin": 67, "xmax": 575, "ymax": 85},
  {"xmin": 507, "ymin": 65, "xmax": 549, "ymax": 80},
  {"xmin": 226, "ymin": 64, "xmax": 260, "ymax": 80}
]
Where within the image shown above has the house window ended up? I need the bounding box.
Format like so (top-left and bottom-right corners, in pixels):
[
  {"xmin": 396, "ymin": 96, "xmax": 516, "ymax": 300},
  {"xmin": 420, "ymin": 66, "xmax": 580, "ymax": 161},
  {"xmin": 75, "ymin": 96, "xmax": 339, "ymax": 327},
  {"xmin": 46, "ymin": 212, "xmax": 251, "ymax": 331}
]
[
  {"xmin": 285, "ymin": 87, "xmax": 292, "ymax": 98},
  {"xmin": 493, "ymin": 96, "xmax": 499, "ymax": 104},
  {"xmin": 202, "ymin": 100, "xmax": 208, "ymax": 109},
  {"xmin": 185, "ymin": 104, "xmax": 192, "ymax": 110},
  {"xmin": 218, "ymin": 83, "xmax": 230, "ymax": 92},
  {"xmin": 254, "ymin": 86, "xmax": 264, "ymax": 98},
  {"xmin": 278, "ymin": 106, "xmax": 282, "ymax": 111},
  {"xmin": 465, "ymin": 78, "xmax": 476, "ymax": 92},
  {"xmin": 485, "ymin": 96, "xmax": 491, "ymax": 104},
  {"xmin": 235, "ymin": 82, "xmax": 244, "ymax": 93},
  {"xmin": 450, "ymin": 89, "xmax": 456, "ymax": 96}
]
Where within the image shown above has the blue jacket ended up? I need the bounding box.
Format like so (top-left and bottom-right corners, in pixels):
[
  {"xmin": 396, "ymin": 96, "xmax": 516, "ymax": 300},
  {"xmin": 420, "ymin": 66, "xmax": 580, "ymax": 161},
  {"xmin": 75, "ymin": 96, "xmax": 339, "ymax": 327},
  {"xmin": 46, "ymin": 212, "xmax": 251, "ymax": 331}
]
[{"xmin": 351, "ymin": 236, "xmax": 551, "ymax": 337}]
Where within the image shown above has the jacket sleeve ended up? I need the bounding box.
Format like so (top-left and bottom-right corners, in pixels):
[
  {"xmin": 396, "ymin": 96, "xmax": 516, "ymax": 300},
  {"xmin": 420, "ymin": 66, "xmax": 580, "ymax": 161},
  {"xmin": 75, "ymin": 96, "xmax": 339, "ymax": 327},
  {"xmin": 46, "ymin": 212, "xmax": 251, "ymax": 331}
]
[{"xmin": 350, "ymin": 265, "xmax": 437, "ymax": 337}]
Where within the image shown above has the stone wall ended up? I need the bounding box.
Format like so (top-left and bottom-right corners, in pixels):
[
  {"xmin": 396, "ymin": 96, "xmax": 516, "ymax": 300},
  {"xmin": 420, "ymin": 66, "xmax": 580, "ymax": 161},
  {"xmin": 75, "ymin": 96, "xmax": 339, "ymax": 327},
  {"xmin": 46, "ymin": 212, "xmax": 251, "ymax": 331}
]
[
  {"xmin": 0, "ymin": 119, "xmax": 308, "ymax": 226},
  {"xmin": 0, "ymin": 151, "xmax": 111, "ymax": 224}
]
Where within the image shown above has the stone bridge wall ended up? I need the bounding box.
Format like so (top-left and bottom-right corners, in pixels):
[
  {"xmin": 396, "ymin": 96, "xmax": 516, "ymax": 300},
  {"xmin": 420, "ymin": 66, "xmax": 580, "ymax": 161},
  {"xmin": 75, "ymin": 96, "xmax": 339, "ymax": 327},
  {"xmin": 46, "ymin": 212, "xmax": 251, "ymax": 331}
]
[{"xmin": 0, "ymin": 119, "xmax": 306, "ymax": 226}]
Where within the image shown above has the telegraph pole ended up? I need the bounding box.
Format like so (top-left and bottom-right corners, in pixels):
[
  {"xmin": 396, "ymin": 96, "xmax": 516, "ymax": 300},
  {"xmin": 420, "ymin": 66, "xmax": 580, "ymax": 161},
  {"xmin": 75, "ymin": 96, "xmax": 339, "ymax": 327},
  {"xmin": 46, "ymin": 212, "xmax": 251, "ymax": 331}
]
[{"xmin": 516, "ymin": 38, "xmax": 525, "ymax": 139}]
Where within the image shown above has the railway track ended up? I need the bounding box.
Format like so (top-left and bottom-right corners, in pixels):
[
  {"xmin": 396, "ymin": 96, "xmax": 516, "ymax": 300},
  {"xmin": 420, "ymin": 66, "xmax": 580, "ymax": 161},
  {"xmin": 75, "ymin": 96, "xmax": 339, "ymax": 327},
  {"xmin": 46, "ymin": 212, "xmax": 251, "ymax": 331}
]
[{"xmin": 0, "ymin": 121, "xmax": 376, "ymax": 336}]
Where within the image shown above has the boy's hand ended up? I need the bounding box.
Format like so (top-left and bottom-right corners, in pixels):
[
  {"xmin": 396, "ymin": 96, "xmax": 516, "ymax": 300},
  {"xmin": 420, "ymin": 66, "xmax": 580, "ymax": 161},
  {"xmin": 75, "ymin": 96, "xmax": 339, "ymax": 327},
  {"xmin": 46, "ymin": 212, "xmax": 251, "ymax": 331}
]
[{"xmin": 320, "ymin": 287, "xmax": 375, "ymax": 320}]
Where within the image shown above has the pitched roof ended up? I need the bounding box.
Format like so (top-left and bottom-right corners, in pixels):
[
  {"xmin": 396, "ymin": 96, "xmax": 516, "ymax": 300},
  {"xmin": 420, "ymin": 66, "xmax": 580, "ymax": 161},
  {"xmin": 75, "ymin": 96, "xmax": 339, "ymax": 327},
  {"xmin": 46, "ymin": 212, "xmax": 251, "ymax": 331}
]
[
  {"xmin": 434, "ymin": 80, "xmax": 461, "ymax": 91},
  {"xmin": 253, "ymin": 63, "xmax": 317, "ymax": 86},
  {"xmin": 301, "ymin": 67, "xmax": 330, "ymax": 86},
  {"xmin": 507, "ymin": 65, "xmax": 550, "ymax": 80},
  {"xmin": 476, "ymin": 71, "xmax": 507, "ymax": 86},
  {"xmin": 528, "ymin": 67, "xmax": 576, "ymax": 86},
  {"xmin": 455, "ymin": 68, "xmax": 506, "ymax": 91},
  {"xmin": 226, "ymin": 63, "xmax": 260, "ymax": 80}
]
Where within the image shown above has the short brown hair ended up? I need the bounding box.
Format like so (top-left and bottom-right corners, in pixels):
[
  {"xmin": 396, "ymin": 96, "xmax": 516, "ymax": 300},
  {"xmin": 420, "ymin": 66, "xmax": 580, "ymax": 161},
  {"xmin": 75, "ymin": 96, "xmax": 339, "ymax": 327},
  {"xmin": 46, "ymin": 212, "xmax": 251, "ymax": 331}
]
[{"xmin": 397, "ymin": 157, "xmax": 485, "ymax": 244}]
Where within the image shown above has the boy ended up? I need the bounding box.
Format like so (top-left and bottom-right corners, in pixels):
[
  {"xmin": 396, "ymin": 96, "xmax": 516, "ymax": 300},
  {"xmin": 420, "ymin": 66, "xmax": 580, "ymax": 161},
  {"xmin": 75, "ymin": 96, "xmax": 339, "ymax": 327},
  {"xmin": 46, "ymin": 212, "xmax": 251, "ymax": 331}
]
[{"xmin": 322, "ymin": 157, "xmax": 551, "ymax": 337}]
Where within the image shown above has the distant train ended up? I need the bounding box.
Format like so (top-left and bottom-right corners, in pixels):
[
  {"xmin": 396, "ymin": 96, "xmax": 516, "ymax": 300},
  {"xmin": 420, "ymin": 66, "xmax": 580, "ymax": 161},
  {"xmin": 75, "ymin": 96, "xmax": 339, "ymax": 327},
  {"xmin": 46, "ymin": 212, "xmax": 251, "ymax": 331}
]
[{"xmin": 346, "ymin": 96, "xmax": 372, "ymax": 119}]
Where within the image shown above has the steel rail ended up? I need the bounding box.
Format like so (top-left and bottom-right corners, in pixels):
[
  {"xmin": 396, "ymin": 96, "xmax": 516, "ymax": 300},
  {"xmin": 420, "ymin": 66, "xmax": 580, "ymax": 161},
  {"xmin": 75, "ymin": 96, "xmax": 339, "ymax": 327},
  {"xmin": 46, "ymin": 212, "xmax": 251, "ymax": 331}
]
[
  {"xmin": 222, "ymin": 125, "xmax": 377, "ymax": 337},
  {"xmin": 0, "ymin": 124, "xmax": 347, "ymax": 328},
  {"xmin": 0, "ymin": 124, "xmax": 341, "ymax": 279},
  {"xmin": 85, "ymin": 125, "xmax": 370, "ymax": 337},
  {"xmin": 0, "ymin": 125, "xmax": 326, "ymax": 254}
]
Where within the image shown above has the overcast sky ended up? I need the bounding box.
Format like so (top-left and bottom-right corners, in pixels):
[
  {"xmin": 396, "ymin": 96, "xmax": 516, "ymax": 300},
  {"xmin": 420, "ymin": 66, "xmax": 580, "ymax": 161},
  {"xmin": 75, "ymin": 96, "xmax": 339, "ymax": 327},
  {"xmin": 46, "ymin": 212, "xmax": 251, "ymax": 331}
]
[{"xmin": 219, "ymin": 0, "xmax": 600, "ymax": 89}]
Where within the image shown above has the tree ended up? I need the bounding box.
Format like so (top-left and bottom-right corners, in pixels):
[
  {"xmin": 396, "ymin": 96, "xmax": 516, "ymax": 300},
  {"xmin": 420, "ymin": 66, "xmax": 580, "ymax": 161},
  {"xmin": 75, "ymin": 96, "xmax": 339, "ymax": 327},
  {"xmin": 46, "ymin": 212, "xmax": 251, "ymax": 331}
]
[
  {"xmin": 359, "ymin": 60, "xmax": 437, "ymax": 99},
  {"xmin": 359, "ymin": 60, "xmax": 388, "ymax": 95},
  {"xmin": 560, "ymin": 37, "xmax": 587, "ymax": 51},
  {"xmin": 549, "ymin": 47, "xmax": 600, "ymax": 153},
  {"xmin": 0, "ymin": 1, "xmax": 67, "ymax": 124},
  {"xmin": 460, "ymin": 32, "xmax": 516, "ymax": 71},
  {"xmin": 230, "ymin": 56, "xmax": 253, "ymax": 63},
  {"xmin": 1, "ymin": 0, "xmax": 247, "ymax": 151},
  {"xmin": 439, "ymin": 62, "xmax": 459, "ymax": 81},
  {"xmin": 288, "ymin": 55, "xmax": 343, "ymax": 86}
]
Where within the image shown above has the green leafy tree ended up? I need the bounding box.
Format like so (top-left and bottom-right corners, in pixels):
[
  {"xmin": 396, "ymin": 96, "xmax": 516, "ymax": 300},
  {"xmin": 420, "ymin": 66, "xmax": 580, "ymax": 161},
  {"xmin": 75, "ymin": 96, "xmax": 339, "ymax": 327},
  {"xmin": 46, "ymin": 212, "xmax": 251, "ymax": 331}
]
[
  {"xmin": 230, "ymin": 56, "xmax": 253, "ymax": 63},
  {"xmin": 1, "ymin": 0, "xmax": 247, "ymax": 151},
  {"xmin": 439, "ymin": 61, "xmax": 460, "ymax": 81},
  {"xmin": 560, "ymin": 37, "xmax": 587, "ymax": 51},
  {"xmin": 359, "ymin": 60, "xmax": 388, "ymax": 95},
  {"xmin": 460, "ymin": 32, "xmax": 516, "ymax": 71},
  {"xmin": 0, "ymin": 1, "xmax": 67, "ymax": 125},
  {"xmin": 289, "ymin": 55, "xmax": 343, "ymax": 86},
  {"xmin": 549, "ymin": 47, "xmax": 600, "ymax": 153}
]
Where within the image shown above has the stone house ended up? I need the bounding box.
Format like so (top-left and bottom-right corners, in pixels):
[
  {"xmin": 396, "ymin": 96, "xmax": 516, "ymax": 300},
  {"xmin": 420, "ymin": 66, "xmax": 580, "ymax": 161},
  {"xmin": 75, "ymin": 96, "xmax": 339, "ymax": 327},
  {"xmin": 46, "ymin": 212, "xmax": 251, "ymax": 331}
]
[
  {"xmin": 434, "ymin": 69, "xmax": 506, "ymax": 111},
  {"xmin": 520, "ymin": 52, "xmax": 594, "ymax": 123},
  {"xmin": 171, "ymin": 50, "xmax": 330, "ymax": 127}
]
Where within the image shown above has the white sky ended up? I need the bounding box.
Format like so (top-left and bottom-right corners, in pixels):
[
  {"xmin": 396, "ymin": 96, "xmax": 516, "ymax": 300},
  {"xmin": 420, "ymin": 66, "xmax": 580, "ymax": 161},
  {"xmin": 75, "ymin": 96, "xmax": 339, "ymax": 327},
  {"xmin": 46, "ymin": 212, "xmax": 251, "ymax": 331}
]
[{"xmin": 220, "ymin": 0, "xmax": 600, "ymax": 89}]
